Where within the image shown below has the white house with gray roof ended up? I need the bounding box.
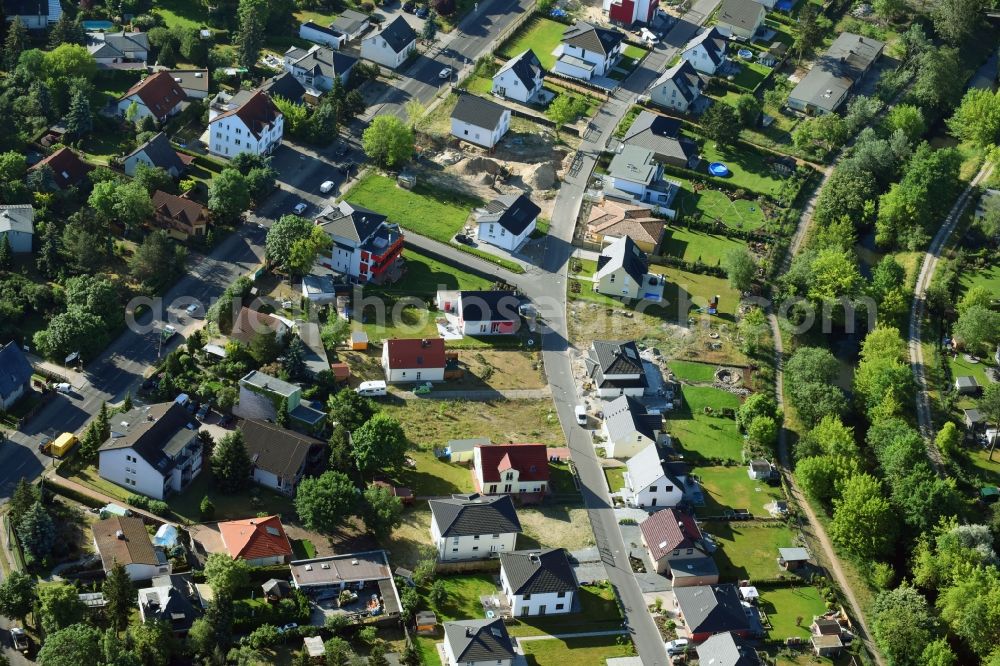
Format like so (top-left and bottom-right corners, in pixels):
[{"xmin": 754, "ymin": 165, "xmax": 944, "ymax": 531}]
[
  {"xmin": 332, "ymin": 9, "xmax": 371, "ymax": 41},
  {"xmin": 604, "ymin": 144, "xmax": 681, "ymax": 215},
  {"xmin": 552, "ymin": 21, "xmax": 625, "ymax": 80},
  {"xmin": 603, "ymin": 394, "xmax": 664, "ymax": 458},
  {"xmin": 451, "ymin": 94, "xmax": 511, "ymax": 149},
  {"xmin": 624, "ymin": 442, "xmax": 687, "ymax": 508},
  {"xmin": 87, "ymin": 30, "xmax": 149, "ymax": 68},
  {"xmin": 650, "ymin": 60, "xmax": 706, "ymax": 113},
  {"xmin": 316, "ymin": 200, "xmax": 403, "ymax": 283},
  {"xmin": 474, "ymin": 192, "xmax": 539, "ymax": 250},
  {"xmin": 124, "ymin": 132, "xmax": 187, "ymax": 178},
  {"xmin": 787, "ymin": 32, "xmax": 885, "ymax": 114},
  {"xmin": 492, "ymin": 50, "xmax": 545, "ymax": 103},
  {"xmin": 443, "ymin": 619, "xmax": 515, "ymax": 666},
  {"xmin": 361, "ymin": 15, "xmax": 416, "ymax": 69},
  {"xmin": 283, "ymin": 44, "xmax": 357, "ymax": 94},
  {"xmin": 593, "ymin": 234, "xmax": 665, "ymax": 302},
  {"xmin": 622, "ymin": 110, "xmax": 699, "ymax": 168},
  {"xmin": 299, "ymin": 21, "xmax": 346, "ymax": 49},
  {"xmin": 429, "ymin": 493, "xmax": 522, "ymax": 561},
  {"xmin": 681, "ymin": 27, "xmax": 728, "ymax": 74},
  {"xmin": 0, "ymin": 204, "xmax": 34, "ymax": 253},
  {"xmin": 500, "ymin": 548, "xmax": 578, "ymax": 616},
  {"xmin": 697, "ymin": 631, "xmax": 762, "ymax": 665},
  {"xmin": 586, "ymin": 339, "xmax": 648, "ymax": 397},
  {"xmin": 716, "ymin": 0, "xmax": 766, "ymax": 41},
  {"xmin": 3, "ymin": 0, "xmax": 61, "ymax": 29}
]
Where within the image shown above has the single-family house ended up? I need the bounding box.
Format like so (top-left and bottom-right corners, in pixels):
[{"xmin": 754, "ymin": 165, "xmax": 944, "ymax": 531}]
[
  {"xmin": 649, "ymin": 59, "xmax": 707, "ymax": 112},
  {"xmin": 492, "ymin": 50, "xmax": 545, "ymax": 103},
  {"xmin": 436, "ymin": 290, "xmax": 521, "ymax": 336},
  {"xmin": 87, "ymin": 30, "xmax": 149, "ymax": 68},
  {"xmin": 3, "ymin": 0, "xmax": 61, "ymax": 29},
  {"xmin": 586, "ymin": 199, "xmax": 664, "ymax": 252},
  {"xmin": 234, "ymin": 370, "xmax": 327, "ymax": 431},
  {"xmin": 117, "ymin": 71, "xmax": 186, "ymax": 124},
  {"xmin": 586, "ymin": 339, "xmax": 648, "ymax": 397},
  {"xmin": 332, "ymin": 9, "xmax": 371, "ymax": 42},
  {"xmin": 640, "ymin": 508, "xmax": 718, "ymax": 585},
  {"xmin": 299, "ymin": 21, "xmax": 346, "ymax": 49},
  {"xmin": 443, "ymin": 619, "xmax": 515, "ymax": 666},
  {"xmin": 777, "ymin": 547, "xmax": 810, "ymax": 570},
  {"xmin": 316, "ymin": 200, "xmax": 404, "ymax": 284},
  {"xmin": 93, "ymin": 515, "xmax": 172, "ymax": 581},
  {"xmin": 361, "ymin": 16, "xmax": 417, "ymax": 69},
  {"xmin": 239, "ymin": 419, "xmax": 324, "ymax": 495},
  {"xmin": 262, "ymin": 71, "xmax": 308, "ymax": 106},
  {"xmin": 681, "ymin": 27, "xmax": 728, "ymax": 74},
  {"xmin": 696, "ymin": 632, "xmax": 761, "ymax": 666},
  {"xmin": 955, "ymin": 376, "xmax": 981, "ymax": 395},
  {"xmin": 674, "ymin": 584, "xmax": 751, "ymax": 641},
  {"xmin": 0, "ymin": 341, "xmax": 33, "ymax": 411},
  {"xmin": 382, "ymin": 338, "xmax": 446, "ymax": 383},
  {"xmin": 288, "ymin": 550, "xmax": 401, "ymax": 618},
  {"xmin": 161, "ymin": 68, "xmax": 210, "ymax": 99},
  {"xmin": 450, "ymin": 93, "xmax": 511, "ymax": 150},
  {"xmin": 97, "ymin": 401, "xmax": 203, "ymax": 500},
  {"xmin": 429, "ymin": 493, "xmax": 522, "ymax": 561},
  {"xmin": 552, "ymin": 21, "xmax": 625, "ymax": 80},
  {"xmin": 138, "ymin": 574, "xmax": 204, "ymax": 635},
  {"xmin": 604, "ymin": 145, "xmax": 681, "ymax": 214},
  {"xmin": 716, "ymin": 0, "xmax": 765, "ymax": 41},
  {"xmin": 150, "ymin": 191, "xmax": 208, "ymax": 240},
  {"xmin": 230, "ymin": 306, "xmax": 292, "ymax": 346},
  {"xmin": 623, "ymin": 443, "xmax": 688, "ymax": 508},
  {"xmin": 499, "ymin": 548, "xmax": 578, "ymax": 617},
  {"xmin": 604, "ymin": 0, "xmax": 659, "ymax": 26},
  {"xmin": 208, "ymin": 88, "xmax": 284, "ymax": 158},
  {"xmin": 747, "ymin": 459, "xmax": 775, "ymax": 481},
  {"xmin": 474, "ymin": 442, "xmax": 550, "ymax": 496},
  {"xmin": 810, "ymin": 618, "xmax": 845, "ymax": 657},
  {"xmin": 474, "ymin": 192, "xmax": 539, "ymax": 250},
  {"xmin": 593, "ymin": 235, "xmax": 666, "ymax": 301},
  {"xmin": 124, "ymin": 132, "xmax": 189, "ymax": 178},
  {"xmin": 219, "ymin": 515, "xmax": 293, "ymax": 566},
  {"xmin": 787, "ymin": 33, "xmax": 885, "ymax": 114},
  {"xmin": 602, "ymin": 394, "xmax": 664, "ymax": 458},
  {"xmin": 0, "ymin": 204, "xmax": 34, "ymax": 253},
  {"xmin": 30, "ymin": 147, "xmax": 93, "ymax": 190},
  {"xmin": 621, "ymin": 110, "xmax": 699, "ymax": 169},
  {"xmin": 283, "ymin": 44, "xmax": 358, "ymax": 95}
]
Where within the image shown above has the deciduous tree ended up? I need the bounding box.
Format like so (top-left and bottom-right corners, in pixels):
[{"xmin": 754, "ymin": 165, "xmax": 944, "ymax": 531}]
[
  {"xmin": 830, "ymin": 473, "xmax": 896, "ymax": 560},
  {"xmin": 36, "ymin": 623, "xmax": 101, "ymax": 666},
  {"xmin": 295, "ymin": 471, "xmax": 358, "ymax": 532},
  {"xmin": 361, "ymin": 484, "xmax": 403, "ymax": 540},
  {"xmin": 208, "ymin": 169, "xmax": 251, "ymax": 224},
  {"xmin": 327, "ymin": 389, "xmax": 378, "ymax": 432},
  {"xmin": 722, "ymin": 247, "xmax": 756, "ymax": 292},
  {"xmin": 947, "ymin": 89, "xmax": 1000, "ymax": 148},
  {"xmin": 0, "ymin": 570, "xmax": 36, "ymax": 627},
  {"xmin": 265, "ymin": 214, "xmax": 314, "ymax": 267},
  {"xmin": 362, "ymin": 115, "xmax": 414, "ymax": 169},
  {"xmin": 204, "ymin": 553, "xmax": 251, "ymax": 596},
  {"xmin": 36, "ymin": 583, "xmax": 86, "ymax": 635},
  {"xmin": 351, "ymin": 413, "xmax": 407, "ymax": 474}
]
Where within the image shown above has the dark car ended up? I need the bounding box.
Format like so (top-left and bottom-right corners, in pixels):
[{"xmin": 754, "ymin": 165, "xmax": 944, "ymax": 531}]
[
  {"xmin": 454, "ymin": 233, "xmax": 474, "ymax": 246},
  {"xmin": 415, "ymin": 5, "xmax": 429, "ymax": 18},
  {"xmin": 403, "ymin": 1, "xmax": 415, "ymax": 11},
  {"xmin": 220, "ymin": 414, "xmax": 236, "ymax": 427}
]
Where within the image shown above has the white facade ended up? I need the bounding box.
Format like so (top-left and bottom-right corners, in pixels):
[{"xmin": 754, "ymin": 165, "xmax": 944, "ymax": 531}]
[
  {"xmin": 681, "ymin": 42, "xmax": 722, "ymax": 75},
  {"xmin": 0, "ymin": 221, "xmax": 32, "ymax": 253},
  {"xmin": 603, "ymin": 423, "xmax": 656, "ymax": 459},
  {"xmin": 552, "ymin": 41, "xmax": 622, "ymax": 80},
  {"xmin": 98, "ymin": 442, "xmax": 203, "ymax": 501},
  {"xmin": 491, "ymin": 67, "xmax": 542, "ymax": 104},
  {"xmin": 209, "ymin": 112, "xmax": 283, "ymax": 159},
  {"xmin": 0, "ymin": 382, "xmax": 26, "ymax": 411},
  {"xmin": 477, "ymin": 214, "xmax": 532, "ymax": 251},
  {"xmin": 360, "ymin": 32, "xmax": 415, "ymax": 69},
  {"xmin": 450, "ymin": 111, "xmax": 511, "ymax": 150},
  {"xmin": 299, "ymin": 22, "xmax": 346, "ymax": 49},
  {"xmin": 649, "ymin": 76, "xmax": 696, "ymax": 112},
  {"xmin": 92, "ymin": 545, "xmax": 171, "ymax": 582},
  {"xmin": 116, "ymin": 93, "xmax": 181, "ymax": 124},
  {"xmin": 430, "ymin": 520, "xmax": 518, "ymax": 561},
  {"xmin": 624, "ymin": 469, "xmax": 684, "ymax": 508},
  {"xmin": 5, "ymin": 1, "xmax": 61, "ymax": 29},
  {"xmin": 500, "ymin": 570, "xmax": 575, "ymax": 617},
  {"xmin": 381, "ymin": 347, "xmax": 445, "ymax": 383},
  {"xmin": 474, "ymin": 451, "xmax": 548, "ymax": 495}
]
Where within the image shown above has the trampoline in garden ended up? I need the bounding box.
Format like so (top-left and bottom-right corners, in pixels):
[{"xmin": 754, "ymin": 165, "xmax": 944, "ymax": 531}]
[
  {"xmin": 708, "ymin": 162, "xmax": 731, "ymax": 177},
  {"xmin": 775, "ymin": 0, "xmax": 795, "ymax": 10},
  {"xmin": 737, "ymin": 49, "xmax": 753, "ymax": 59}
]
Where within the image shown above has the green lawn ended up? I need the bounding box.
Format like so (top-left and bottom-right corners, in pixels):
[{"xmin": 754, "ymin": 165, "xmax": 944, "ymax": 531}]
[
  {"xmin": 544, "ymin": 82, "xmax": 600, "ymax": 117},
  {"xmin": 604, "ymin": 466, "xmax": 627, "ymax": 492},
  {"xmin": 168, "ymin": 472, "xmax": 296, "ymax": 524},
  {"xmin": 668, "ymin": 360, "xmax": 719, "ymax": 383},
  {"xmin": 498, "ymin": 17, "xmax": 567, "ymax": 70},
  {"xmin": 959, "ymin": 262, "xmax": 1000, "ymax": 296},
  {"xmin": 667, "ymin": 386, "xmax": 744, "ymax": 461},
  {"xmin": 383, "ymin": 399, "xmax": 565, "ymax": 449},
  {"xmin": 660, "ymin": 225, "xmax": 747, "ymax": 265},
  {"xmin": 947, "ymin": 353, "xmax": 996, "ymax": 404},
  {"xmin": 701, "ymin": 521, "xmax": 801, "ymax": 581},
  {"xmin": 673, "ymin": 182, "xmax": 769, "ymax": 231},
  {"xmin": 623, "ymin": 45, "xmax": 648, "ymax": 61},
  {"xmin": 421, "ymin": 574, "xmax": 496, "ymax": 621},
  {"xmin": 153, "ymin": 0, "xmax": 210, "ymax": 30},
  {"xmin": 344, "ymin": 173, "xmax": 481, "ymax": 245},
  {"xmin": 683, "ymin": 132, "xmax": 788, "ymax": 197},
  {"xmin": 730, "ymin": 61, "xmax": 772, "ymax": 91},
  {"xmin": 510, "ymin": 583, "xmax": 622, "ymax": 637},
  {"xmin": 549, "ymin": 462, "xmax": 578, "ymax": 494},
  {"xmin": 293, "ymin": 9, "xmax": 340, "ymax": 25},
  {"xmin": 290, "ymin": 538, "xmax": 316, "ymax": 560},
  {"xmin": 760, "ymin": 586, "xmax": 830, "ymax": 640},
  {"xmin": 521, "ymin": 635, "xmax": 632, "ymax": 665},
  {"xmin": 464, "ymin": 74, "xmax": 494, "ymax": 95},
  {"xmin": 695, "ymin": 466, "xmax": 785, "ymax": 517},
  {"xmin": 399, "ymin": 447, "xmax": 477, "ymax": 496}
]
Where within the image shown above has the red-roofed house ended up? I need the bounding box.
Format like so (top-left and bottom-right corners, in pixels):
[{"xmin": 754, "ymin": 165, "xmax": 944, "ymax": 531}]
[
  {"xmin": 381, "ymin": 338, "xmax": 446, "ymax": 383},
  {"xmin": 30, "ymin": 147, "xmax": 93, "ymax": 190},
  {"xmin": 117, "ymin": 71, "xmax": 186, "ymax": 124},
  {"xmin": 639, "ymin": 508, "xmax": 718, "ymax": 586},
  {"xmin": 151, "ymin": 190, "xmax": 208, "ymax": 240},
  {"xmin": 208, "ymin": 89, "xmax": 284, "ymax": 159},
  {"xmin": 218, "ymin": 516, "xmax": 293, "ymax": 566},
  {"xmin": 474, "ymin": 443, "xmax": 550, "ymax": 496}
]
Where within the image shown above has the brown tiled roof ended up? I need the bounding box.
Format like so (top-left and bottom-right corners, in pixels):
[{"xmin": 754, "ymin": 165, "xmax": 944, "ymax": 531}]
[
  {"xmin": 231, "ymin": 307, "xmax": 288, "ymax": 345},
  {"xmin": 587, "ymin": 200, "xmax": 665, "ymax": 247},
  {"xmin": 211, "ymin": 89, "xmax": 281, "ymax": 139},
  {"xmin": 30, "ymin": 147, "xmax": 93, "ymax": 189},
  {"xmin": 152, "ymin": 190, "xmax": 207, "ymax": 234},
  {"xmin": 93, "ymin": 515, "xmax": 158, "ymax": 567},
  {"xmin": 120, "ymin": 71, "xmax": 185, "ymax": 121},
  {"xmin": 640, "ymin": 508, "xmax": 703, "ymax": 561}
]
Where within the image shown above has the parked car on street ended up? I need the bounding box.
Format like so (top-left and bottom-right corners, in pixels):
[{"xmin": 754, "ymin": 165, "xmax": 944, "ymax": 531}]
[
  {"xmin": 320, "ymin": 180, "xmax": 336, "ymax": 194},
  {"xmin": 403, "ymin": 1, "xmax": 415, "ymax": 11},
  {"xmin": 293, "ymin": 202, "xmax": 308, "ymax": 215},
  {"xmin": 415, "ymin": 6, "xmax": 429, "ymax": 18},
  {"xmin": 439, "ymin": 67, "xmax": 453, "ymax": 79}
]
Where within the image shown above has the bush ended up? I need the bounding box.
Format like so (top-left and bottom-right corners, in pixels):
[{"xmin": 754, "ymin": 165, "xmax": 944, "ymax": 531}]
[{"xmin": 431, "ymin": 0, "xmax": 455, "ymax": 14}]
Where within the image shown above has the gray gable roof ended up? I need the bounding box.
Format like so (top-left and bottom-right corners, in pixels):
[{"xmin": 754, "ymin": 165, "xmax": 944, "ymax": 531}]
[
  {"xmin": 604, "ymin": 395, "xmax": 660, "ymax": 441},
  {"xmin": 0, "ymin": 341, "xmax": 32, "ymax": 400},
  {"xmin": 789, "ymin": 32, "xmax": 885, "ymax": 112},
  {"xmin": 675, "ymin": 584, "xmax": 750, "ymax": 635},
  {"xmin": 444, "ymin": 619, "xmax": 515, "ymax": 662},
  {"xmin": 623, "ymin": 109, "xmax": 699, "ymax": 164},
  {"xmin": 562, "ymin": 21, "xmax": 624, "ymax": 56},
  {"xmin": 126, "ymin": 132, "xmax": 185, "ymax": 174},
  {"xmin": 500, "ymin": 548, "xmax": 577, "ymax": 595},
  {"xmin": 317, "ymin": 200, "xmax": 388, "ymax": 243},
  {"xmin": 626, "ymin": 442, "xmax": 684, "ymax": 492},
  {"xmin": 452, "ymin": 93, "xmax": 508, "ymax": 129},
  {"xmin": 608, "ymin": 144, "xmax": 659, "ymax": 185},
  {"xmin": 99, "ymin": 402, "xmax": 199, "ymax": 473},
  {"xmin": 288, "ymin": 44, "xmax": 358, "ymax": 80},
  {"xmin": 696, "ymin": 632, "xmax": 761, "ymax": 666},
  {"xmin": 0, "ymin": 204, "xmax": 34, "ymax": 235},
  {"xmin": 458, "ymin": 291, "xmax": 520, "ymax": 323},
  {"xmin": 591, "ymin": 339, "xmax": 644, "ymax": 375},
  {"xmin": 476, "ymin": 193, "xmax": 540, "ymax": 234},
  {"xmin": 597, "ymin": 235, "xmax": 649, "ymax": 285},
  {"xmin": 376, "ymin": 15, "xmax": 417, "ymax": 53},
  {"xmin": 332, "ymin": 9, "xmax": 370, "ymax": 35},
  {"xmin": 718, "ymin": 0, "xmax": 764, "ymax": 32},
  {"xmin": 496, "ymin": 49, "xmax": 543, "ymax": 90},
  {"xmin": 429, "ymin": 493, "xmax": 522, "ymax": 537},
  {"xmin": 652, "ymin": 60, "xmax": 705, "ymax": 104},
  {"xmin": 684, "ymin": 27, "xmax": 727, "ymax": 66},
  {"xmin": 263, "ymin": 72, "xmax": 307, "ymax": 104}
]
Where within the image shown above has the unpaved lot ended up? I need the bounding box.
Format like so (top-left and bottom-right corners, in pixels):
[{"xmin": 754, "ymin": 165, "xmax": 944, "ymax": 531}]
[{"xmin": 519, "ymin": 505, "xmax": 595, "ymax": 550}]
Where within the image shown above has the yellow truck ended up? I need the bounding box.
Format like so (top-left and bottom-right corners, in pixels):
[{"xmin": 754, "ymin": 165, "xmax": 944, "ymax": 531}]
[{"xmin": 46, "ymin": 432, "xmax": 79, "ymax": 458}]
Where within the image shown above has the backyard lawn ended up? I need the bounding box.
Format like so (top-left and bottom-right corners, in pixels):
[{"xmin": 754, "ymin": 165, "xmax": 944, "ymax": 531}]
[
  {"xmin": 660, "ymin": 225, "xmax": 747, "ymax": 265},
  {"xmin": 695, "ymin": 466, "xmax": 785, "ymax": 517},
  {"xmin": 510, "ymin": 583, "xmax": 621, "ymax": 637},
  {"xmin": 293, "ymin": 9, "xmax": 340, "ymax": 25},
  {"xmin": 667, "ymin": 386, "xmax": 743, "ymax": 461},
  {"xmin": 421, "ymin": 574, "xmax": 497, "ymax": 622},
  {"xmin": 398, "ymin": 447, "xmax": 476, "ymax": 497},
  {"xmin": 169, "ymin": 472, "xmax": 297, "ymax": 523},
  {"xmin": 371, "ymin": 246, "xmax": 492, "ymax": 298},
  {"xmin": 668, "ymin": 360, "xmax": 719, "ymax": 383},
  {"xmin": 498, "ymin": 16, "xmax": 567, "ymax": 70},
  {"xmin": 959, "ymin": 262, "xmax": 1000, "ymax": 296},
  {"xmin": 518, "ymin": 505, "xmax": 595, "ymax": 552},
  {"xmin": 604, "ymin": 466, "xmax": 627, "ymax": 492},
  {"xmin": 701, "ymin": 521, "xmax": 801, "ymax": 581},
  {"xmin": 153, "ymin": 0, "xmax": 210, "ymax": 29},
  {"xmin": 290, "ymin": 538, "xmax": 316, "ymax": 560},
  {"xmin": 383, "ymin": 399, "xmax": 566, "ymax": 449},
  {"xmin": 673, "ymin": 184, "xmax": 768, "ymax": 231},
  {"xmin": 521, "ymin": 635, "xmax": 632, "ymax": 665},
  {"xmin": 682, "ymin": 132, "xmax": 788, "ymax": 197},
  {"xmin": 344, "ymin": 173, "xmax": 482, "ymax": 245},
  {"xmin": 760, "ymin": 586, "xmax": 830, "ymax": 640},
  {"xmin": 730, "ymin": 61, "xmax": 772, "ymax": 91}
]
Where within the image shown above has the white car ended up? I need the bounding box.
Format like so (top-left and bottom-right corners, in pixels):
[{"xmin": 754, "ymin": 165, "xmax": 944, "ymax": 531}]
[
  {"xmin": 185, "ymin": 303, "xmax": 199, "ymax": 315},
  {"xmin": 277, "ymin": 622, "xmax": 299, "ymax": 634},
  {"xmin": 665, "ymin": 639, "xmax": 689, "ymax": 656},
  {"xmin": 293, "ymin": 202, "xmax": 308, "ymax": 215},
  {"xmin": 54, "ymin": 383, "xmax": 72, "ymax": 394},
  {"xmin": 320, "ymin": 180, "xmax": 336, "ymax": 194},
  {"xmin": 439, "ymin": 67, "xmax": 453, "ymax": 79}
]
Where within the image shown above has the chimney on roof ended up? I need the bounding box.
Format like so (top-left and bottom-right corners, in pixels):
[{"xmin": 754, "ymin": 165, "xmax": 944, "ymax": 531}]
[
  {"xmin": 466, "ymin": 627, "xmax": 474, "ymax": 637},
  {"xmin": 115, "ymin": 530, "xmax": 125, "ymax": 540},
  {"xmin": 529, "ymin": 553, "xmax": 540, "ymax": 563}
]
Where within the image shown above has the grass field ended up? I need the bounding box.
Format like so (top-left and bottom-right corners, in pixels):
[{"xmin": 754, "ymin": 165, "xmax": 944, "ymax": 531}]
[
  {"xmin": 959, "ymin": 262, "xmax": 1000, "ymax": 296},
  {"xmin": 702, "ymin": 521, "xmax": 801, "ymax": 581},
  {"xmin": 660, "ymin": 225, "xmax": 747, "ymax": 265},
  {"xmin": 604, "ymin": 466, "xmax": 627, "ymax": 492},
  {"xmin": 668, "ymin": 386, "xmax": 744, "ymax": 461},
  {"xmin": 683, "ymin": 132, "xmax": 787, "ymax": 197},
  {"xmin": 422, "ymin": 574, "xmax": 496, "ymax": 621},
  {"xmin": 668, "ymin": 360, "xmax": 719, "ymax": 383},
  {"xmin": 731, "ymin": 61, "xmax": 772, "ymax": 91},
  {"xmin": 760, "ymin": 586, "xmax": 830, "ymax": 640},
  {"xmin": 168, "ymin": 472, "xmax": 296, "ymax": 523},
  {"xmin": 521, "ymin": 635, "xmax": 632, "ymax": 665},
  {"xmin": 399, "ymin": 447, "xmax": 476, "ymax": 497},
  {"xmin": 510, "ymin": 583, "xmax": 621, "ymax": 637},
  {"xmin": 673, "ymin": 185, "xmax": 768, "ymax": 231},
  {"xmin": 290, "ymin": 538, "xmax": 316, "ymax": 559},
  {"xmin": 695, "ymin": 466, "xmax": 785, "ymax": 517},
  {"xmin": 498, "ymin": 17, "xmax": 566, "ymax": 70},
  {"xmin": 293, "ymin": 9, "xmax": 340, "ymax": 25},
  {"xmin": 153, "ymin": 0, "xmax": 209, "ymax": 29},
  {"xmin": 519, "ymin": 504, "xmax": 595, "ymax": 552},
  {"xmin": 383, "ymin": 399, "xmax": 566, "ymax": 448},
  {"xmin": 345, "ymin": 173, "xmax": 481, "ymax": 245}
]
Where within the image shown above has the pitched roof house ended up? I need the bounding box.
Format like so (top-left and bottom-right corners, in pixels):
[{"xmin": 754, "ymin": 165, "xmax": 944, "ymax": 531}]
[
  {"xmin": 0, "ymin": 341, "xmax": 33, "ymax": 411},
  {"xmin": 161, "ymin": 68, "xmax": 210, "ymax": 99},
  {"xmin": 208, "ymin": 89, "xmax": 284, "ymax": 158},
  {"xmin": 602, "ymin": 394, "xmax": 664, "ymax": 458},
  {"xmin": 30, "ymin": 147, "xmax": 93, "ymax": 190},
  {"xmin": 787, "ymin": 33, "xmax": 885, "ymax": 114},
  {"xmin": 443, "ymin": 619, "xmax": 516, "ymax": 666},
  {"xmin": 382, "ymin": 338, "xmax": 447, "ymax": 383},
  {"xmin": 474, "ymin": 192, "xmax": 540, "ymax": 251},
  {"xmin": 604, "ymin": 144, "xmax": 681, "ymax": 215},
  {"xmin": 239, "ymin": 419, "xmax": 324, "ymax": 495},
  {"xmin": 219, "ymin": 516, "xmax": 293, "ymax": 566},
  {"xmin": 124, "ymin": 132, "xmax": 188, "ymax": 178},
  {"xmin": 696, "ymin": 632, "xmax": 761, "ymax": 666},
  {"xmin": 640, "ymin": 508, "xmax": 718, "ymax": 585},
  {"xmin": 331, "ymin": 9, "xmax": 371, "ymax": 40},
  {"xmin": 92, "ymin": 515, "xmax": 172, "ymax": 580},
  {"xmin": 138, "ymin": 574, "xmax": 204, "ymax": 635},
  {"xmin": 230, "ymin": 306, "xmax": 292, "ymax": 346},
  {"xmin": 436, "ymin": 289, "xmax": 522, "ymax": 336},
  {"xmin": 117, "ymin": 71, "xmax": 186, "ymax": 123},
  {"xmin": 650, "ymin": 58, "xmax": 707, "ymax": 113},
  {"xmin": 586, "ymin": 199, "xmax": 664, "ymax": 253},
  {"xmin": 429, "ymin": 493, "xmax": 522, "ymax": 561},
  {"xmin": 500, "ymin": 548, "xmax": 578, "ymax": 616},
  {"xmin": 262, "ymin": 71, "xmax": 308, "ymax": 105},
  {"xmin": 283, "ymin": 44, "xmax": 358, "ymax": 95},
  {"xmin": 474, "ymin": 442, "xmax": 550, "ymax": 497},
  {"xmin": 622, "ymin": 110, "xmax": 699, "ymax": 169},
  {"xmin": 235, "ymin": 370, "xmax": 327, "ymax": 431},
  {"xmin": 3, "ymin": 0, "xmax": 62, "ymax": 29},
  {"xmin": 681, "ymin": 27, "xmax": 728, "ymax": 74},
  {"xmin": 316, "ymin": 200, "xmax": 404, "ymax": 284},
  {"xmin": 299, "ymin": 20, "xmax": 347, "ymax": 49},
  {"xmin": 624, "ymin": 442, "xmax": 687, "ymax": 508},
  {"xmin": 0, "ymin": 204, "xmax": 34, "ymax": 254},
  {"xmin": 586, "ymin": 339, "xmax": 648, "ymax": 397},
  {"xmin": 151, "ymin": 191, "xmax": 208, "ymax": 240},
  {"xmin": 594, "ymin": 234, "xmax": 666, "ymax": 302},
  {"xmin": 87, "ymin": 30, "xmax": 149, "ymax": 68},
  {"xmin": 552, "ymin": 21, "xmax": 625, "ymax": 81},
  {"xmin": 451, "ymin": 93, "xmax": 512, "ymax": 150},
  {"xmin": 675, "ymin": 584, "xmax": 752, "ymax": 641},
  {"xmin": 360, "ymin": 15, "xmax": 417, "ymax": 68},
  {"xmin": 492, "ymin": 50, "xmax": 545, "ymax": 103},
  {"xmin": 716, "ymin": 0, "xmax": 766, "ymax": 40}
]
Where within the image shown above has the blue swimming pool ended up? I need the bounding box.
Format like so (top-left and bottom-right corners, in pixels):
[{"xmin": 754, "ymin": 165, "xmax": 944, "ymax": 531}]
[
  {"xmin": 708, "ymin": 162, "xmax": 731, "ymax": 177},
  {"xmin": 82, "ymin": 19, "xmax": 114, "ymax": 31}
]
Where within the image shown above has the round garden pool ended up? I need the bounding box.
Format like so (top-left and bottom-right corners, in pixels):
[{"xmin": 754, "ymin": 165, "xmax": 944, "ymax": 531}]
[
  {"xmin": 737, "ymin": 48, "xmax": 753, "ymax": 59},
  {"xmin": 708, "ymin": 162, "xmax": 731, "ymax": 177}
]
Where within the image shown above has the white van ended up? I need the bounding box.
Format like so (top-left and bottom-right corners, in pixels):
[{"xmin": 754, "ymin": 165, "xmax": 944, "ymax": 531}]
[
  {"xmin": 356, "ymin": 381, "xmax": 387, "ymax": 397},
  {"xmin": 575, "ymin": 405, "xmax": 588, "ymax": 425}
]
